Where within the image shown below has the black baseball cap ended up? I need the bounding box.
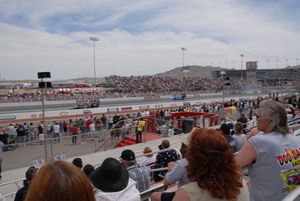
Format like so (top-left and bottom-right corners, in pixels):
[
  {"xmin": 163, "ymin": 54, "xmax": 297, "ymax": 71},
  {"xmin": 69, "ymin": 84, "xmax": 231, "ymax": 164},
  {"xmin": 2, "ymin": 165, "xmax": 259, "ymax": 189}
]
[{"xmin": 120, "ymin": 149, "xmax": 136, "ymax": 161}]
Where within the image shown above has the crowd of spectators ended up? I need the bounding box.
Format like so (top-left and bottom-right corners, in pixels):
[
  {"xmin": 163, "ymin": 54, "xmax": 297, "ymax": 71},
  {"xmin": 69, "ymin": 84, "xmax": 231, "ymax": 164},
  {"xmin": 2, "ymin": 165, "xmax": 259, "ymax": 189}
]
[
  {"xmin": 1, "ymin": 96, "xmax": 300, "ymax": 201},
  {"xmin": 0, "ymin": 75, "xmax": 250, "ymax": 103},
  {"xmin": 105, "ymin": 75, "xmax": 247, "ymax": 94},
  {"xmin": 1, "ymin": 94, "xmax": 299, "ymax": 151}
]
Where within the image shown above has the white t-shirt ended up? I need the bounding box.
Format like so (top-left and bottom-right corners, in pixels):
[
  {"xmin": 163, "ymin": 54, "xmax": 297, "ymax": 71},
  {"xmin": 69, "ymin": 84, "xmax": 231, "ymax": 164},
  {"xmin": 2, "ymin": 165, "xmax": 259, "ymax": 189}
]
[
  {"xmin": 90, "ymin": 123, "xmax": 96, "ymax": 131},
  {"xmin": 94, "ymin": 178, "xmax": 140, "ymax": 201},
  {"xmin": 53, "ymin": 124, "xmax": 60, "ymax": 134}
]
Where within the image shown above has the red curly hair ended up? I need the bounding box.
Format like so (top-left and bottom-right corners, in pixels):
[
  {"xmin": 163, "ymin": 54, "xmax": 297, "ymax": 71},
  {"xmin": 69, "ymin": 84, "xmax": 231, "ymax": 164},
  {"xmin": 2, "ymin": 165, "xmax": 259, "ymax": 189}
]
[{"xmin": 186, "ymin": 128, "xmax": 242, "ymax": 200}]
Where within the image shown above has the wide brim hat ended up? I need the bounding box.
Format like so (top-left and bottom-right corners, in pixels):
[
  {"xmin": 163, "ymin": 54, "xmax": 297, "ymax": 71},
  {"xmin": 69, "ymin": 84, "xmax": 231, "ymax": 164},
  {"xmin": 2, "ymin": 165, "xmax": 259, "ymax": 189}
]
[{"xmin": 89, "ymin": 157, "xmax": 129, "ymax": 192}]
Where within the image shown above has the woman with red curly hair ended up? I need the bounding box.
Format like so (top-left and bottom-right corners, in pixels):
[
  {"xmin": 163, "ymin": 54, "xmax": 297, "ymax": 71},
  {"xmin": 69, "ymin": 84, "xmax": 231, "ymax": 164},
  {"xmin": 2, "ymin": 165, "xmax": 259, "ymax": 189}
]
[{"xmin": 173, "ymin": 128, "xmax": 249, "ymax": 201}]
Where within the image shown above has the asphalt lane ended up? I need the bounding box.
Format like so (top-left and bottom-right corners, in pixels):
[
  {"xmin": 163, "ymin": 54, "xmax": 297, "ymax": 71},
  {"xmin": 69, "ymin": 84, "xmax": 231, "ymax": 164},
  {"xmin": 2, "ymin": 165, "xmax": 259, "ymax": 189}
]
[{"xmin": 0, "ymin": 93, "xmax": 266, "ymax": 114}]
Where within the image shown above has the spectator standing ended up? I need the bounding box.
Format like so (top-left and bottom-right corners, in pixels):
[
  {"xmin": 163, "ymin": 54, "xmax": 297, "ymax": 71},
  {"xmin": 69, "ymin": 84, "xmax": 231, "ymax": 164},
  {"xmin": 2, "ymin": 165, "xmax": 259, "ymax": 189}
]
[
  {"xmin": 89, "ymin": 121, "xmax": 96, "ymax": 138},
  {"xmin": 53, "ymin": 122, "xmax": 61, "ymax": 143},
  {"xmin": 28, "ymin": 123, "xmax": 35, "ymax": 142},
  {"xmin": 71, "ymin": 124, "xmax": 78, "ymax": 144},
  {"xmin": 0, "ymin": 141, "xmax": 4, "ymax": 178},
  {"xmin": 100, "ymin": 114, "xmax": 107, "ymax": 129},
  {"xmin": 120, "ymin": 149, "xmax": 150, "ymax": 192},
  {"xmin": 16, "ymin": 124, "xmax": 25, "ymax": 144},
  {"xmin": 232, "ymin": 123, "xmax": 247, "ymax": 152},
  {"xmin": 38, "ymin": 123, "xmax": 44, "ymax": 143},
  {"xmin": 219, "ymin": 123, "xmax": 237, "ymax": 153},
  {"xmin": 0, "ymin": 129, "xmax": 8, "ymax": 152},
  {"xmin": 63, "ymin": 121, "xmax": 68, "ymax": 133},
  {"xmin": 7, "ymin": 124, "xmax": 16, "ymax": 144},
  {"xmin": 236, "ymin": 100, "xmax": 300, "ymax": 201},
  {"xmin": 23, "ymin": 123, "xmax": 29, "ymax": 142},
  {"xmin": 136, "ymin": 118, "xmax": 145, "ymax": 143}
]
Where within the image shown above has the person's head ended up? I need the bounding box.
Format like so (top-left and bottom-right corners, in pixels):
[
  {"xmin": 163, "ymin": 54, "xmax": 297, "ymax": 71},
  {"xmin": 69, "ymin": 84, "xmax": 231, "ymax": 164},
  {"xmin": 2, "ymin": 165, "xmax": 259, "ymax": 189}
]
[
  {"xmin": 234, "ymin": 122, "xmax": 243, "ymax": 135},
  {"xmin": 120, "ymin": 149, "xmax": 136, "ymax": 167},
  {"xmin": 143, "ymin": 147, "xmax": 153, "ymax": 157},
  {"xmin": 72, "ymin": 158, "xmax": 83, "ymax": 169},
  {"xmin": 82, "ymin": 164, "xmax": 95, "ymax": 177},
  {"xmin": 160, "ymin": 139, "xmax": 170, "ymax": 149},
  {"xmin": 257, "ymin": 100, "xmax": 289, "ymax": 134},
  {"xmin": 25, "ymin": 161, "xmax": 95, "ymax": 201},
  {"xmin": 24, "ymin": 166, "xmax": 38, "ymax": 187},
  {"xmin": 186, "ymin": 128, "xmax": 242, "ymax": 200},
  {"xmin": 219, "ymin": 123, "xmax": 231, "ymax": 136},
  {"xmin": 89, "ymin": 157, "xmax": 129, "ymax": 193}
]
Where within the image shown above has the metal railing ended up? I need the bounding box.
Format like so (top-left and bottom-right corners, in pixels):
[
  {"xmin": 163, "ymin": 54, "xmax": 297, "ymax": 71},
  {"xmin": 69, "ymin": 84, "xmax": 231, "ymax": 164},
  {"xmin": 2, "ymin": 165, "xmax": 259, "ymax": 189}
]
[{"xmin": 282, "ymin": 186, "xmax": 300, "ymax": 201}]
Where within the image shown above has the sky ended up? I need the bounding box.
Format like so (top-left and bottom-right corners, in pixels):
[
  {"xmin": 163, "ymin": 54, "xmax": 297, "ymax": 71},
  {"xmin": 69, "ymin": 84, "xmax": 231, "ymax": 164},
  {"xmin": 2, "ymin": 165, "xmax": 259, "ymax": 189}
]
[{"xmin": 0, "ymin": 0, "xmax": 300, "ymax": 80}]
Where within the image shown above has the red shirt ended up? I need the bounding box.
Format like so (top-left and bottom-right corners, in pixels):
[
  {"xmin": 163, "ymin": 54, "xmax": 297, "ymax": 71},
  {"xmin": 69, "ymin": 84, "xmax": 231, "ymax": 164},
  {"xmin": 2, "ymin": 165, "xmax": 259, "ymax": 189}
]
[{"xmin": 71, "ymin": 126, "xmax": 78, "ymax": 135}]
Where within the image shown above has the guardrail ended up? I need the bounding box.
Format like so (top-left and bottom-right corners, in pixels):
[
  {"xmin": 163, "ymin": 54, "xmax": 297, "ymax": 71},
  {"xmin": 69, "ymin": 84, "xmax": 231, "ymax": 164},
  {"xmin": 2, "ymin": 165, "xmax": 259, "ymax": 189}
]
[{"xmin": 282, "ymin": 186, "xmax": 300, "ymax": 201}]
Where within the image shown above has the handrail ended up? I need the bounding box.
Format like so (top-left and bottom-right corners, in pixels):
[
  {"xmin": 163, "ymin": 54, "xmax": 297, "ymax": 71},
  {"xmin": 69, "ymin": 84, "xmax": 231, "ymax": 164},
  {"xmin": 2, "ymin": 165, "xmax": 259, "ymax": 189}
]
[
  {"xmin": 282, "ymin": 186, "xmax": 300, "ymax": 201},
  {"xmin": 0, "ymin": 178, "xmax": 23, "ymax": 188},
  {"xmin": 94, "ymin": 147, "xmax": 183, "ymax": 168},
  {"xmin": 94, "ymin": 125, "xmax": 137, "ymax": 152},
  {"xmin": 140, "ymin": 182, "xmax": 166, "ymax": 201}
]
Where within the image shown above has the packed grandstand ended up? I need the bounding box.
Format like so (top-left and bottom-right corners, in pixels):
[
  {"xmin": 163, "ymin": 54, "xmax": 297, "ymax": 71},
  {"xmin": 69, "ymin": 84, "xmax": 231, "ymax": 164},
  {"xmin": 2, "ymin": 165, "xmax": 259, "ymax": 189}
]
[{"xmin": 0, "ymin": 75, "xmax": 251, "ymax": 103}]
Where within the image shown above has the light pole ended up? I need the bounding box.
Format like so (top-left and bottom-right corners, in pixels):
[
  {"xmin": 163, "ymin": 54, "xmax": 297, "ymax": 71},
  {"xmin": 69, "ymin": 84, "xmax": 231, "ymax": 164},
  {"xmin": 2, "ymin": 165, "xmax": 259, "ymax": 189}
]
[
  {"xmin": 220, "ymin": 71, "xmax": 226, "ymax": 120},
  {"xmin": 90, "ymin": 37, "xmax": 99, "ymax": 86},
  {"xmin": 240, "ymin": 54, "xmax": 244, "ymax": 80},
  {"xmin": 181, "ymin": 47, "xmax": 186, "ymax": 68},
  {"xmin": 37, "ymin": 72, "xmax": 52, "ymax": 162},
  {"xmin": 181, "ymin": 47, "xmax": 187, "ymax": 81}
]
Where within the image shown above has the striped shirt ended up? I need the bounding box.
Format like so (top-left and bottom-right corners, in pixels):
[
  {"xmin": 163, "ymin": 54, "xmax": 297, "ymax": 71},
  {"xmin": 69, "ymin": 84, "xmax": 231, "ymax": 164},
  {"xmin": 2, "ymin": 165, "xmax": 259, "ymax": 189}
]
[{"xmin": 127, "ymin": 164, "xmax": 150, "ymax": 192}]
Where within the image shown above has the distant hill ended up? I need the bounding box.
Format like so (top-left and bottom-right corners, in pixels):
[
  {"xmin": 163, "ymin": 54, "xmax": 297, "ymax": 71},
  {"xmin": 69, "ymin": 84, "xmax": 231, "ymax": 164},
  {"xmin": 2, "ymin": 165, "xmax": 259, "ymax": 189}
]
[
  {"xmin": 285, "ymin": 65, "xmax": 300, "ymax": 69},
  {"xmin": 154, "ymin": 65, "xmax": 222, "ymax": 79}
]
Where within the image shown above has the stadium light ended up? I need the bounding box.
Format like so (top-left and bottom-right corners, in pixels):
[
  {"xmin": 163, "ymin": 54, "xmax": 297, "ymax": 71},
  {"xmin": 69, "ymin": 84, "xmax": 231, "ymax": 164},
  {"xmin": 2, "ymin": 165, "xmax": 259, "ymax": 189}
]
[
  {"xmin": 220, "ymin": 71, "xmax": 226, "ymax": 120},
  {"xmin": 90, "ymin": 37, "xmax": 99, "ymax": 86},
  {"xmin": 181, "ymin": 47, "xmax": 187, "ymax": 71},
  {"xmin": 240, "ymin": 54, "xmax": 244, "ymax": 80}
]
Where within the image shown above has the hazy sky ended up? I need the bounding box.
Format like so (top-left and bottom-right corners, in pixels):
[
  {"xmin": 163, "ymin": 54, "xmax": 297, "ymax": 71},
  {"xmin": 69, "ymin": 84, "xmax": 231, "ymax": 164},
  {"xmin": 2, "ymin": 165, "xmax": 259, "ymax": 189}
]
[{"xmin": 1, "ymin": 0, "xmax": 300, "ymax": 80}]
